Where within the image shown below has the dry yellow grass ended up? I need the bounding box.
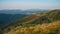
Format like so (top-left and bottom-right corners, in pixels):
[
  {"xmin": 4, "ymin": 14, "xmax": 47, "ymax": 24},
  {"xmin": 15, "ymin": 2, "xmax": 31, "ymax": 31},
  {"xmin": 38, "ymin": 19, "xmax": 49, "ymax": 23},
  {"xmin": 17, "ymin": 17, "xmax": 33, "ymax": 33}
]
[{"xmin": 4, "ymin": 21, "xmax": 60, "ymax": 34}]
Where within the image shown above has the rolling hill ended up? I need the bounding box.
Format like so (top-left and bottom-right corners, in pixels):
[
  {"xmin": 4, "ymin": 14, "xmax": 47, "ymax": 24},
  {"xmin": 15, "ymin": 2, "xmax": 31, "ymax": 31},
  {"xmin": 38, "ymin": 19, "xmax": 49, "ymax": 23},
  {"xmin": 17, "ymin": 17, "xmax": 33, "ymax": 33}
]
[
  {"xmin": 0, "ymin": 14, "xmax": 26, "ymax": 24},
  {"xmin": 0, "ymin": 9, "xmax": 60, "ymax": 34}
]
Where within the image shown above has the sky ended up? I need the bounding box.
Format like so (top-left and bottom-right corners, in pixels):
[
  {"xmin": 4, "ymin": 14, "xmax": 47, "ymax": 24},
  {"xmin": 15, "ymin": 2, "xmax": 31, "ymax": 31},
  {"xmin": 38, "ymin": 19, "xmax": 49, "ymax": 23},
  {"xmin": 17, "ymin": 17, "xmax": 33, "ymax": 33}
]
[{"xmin": 0, "ymin": 0, "xmax": 60, "ymax": 10}]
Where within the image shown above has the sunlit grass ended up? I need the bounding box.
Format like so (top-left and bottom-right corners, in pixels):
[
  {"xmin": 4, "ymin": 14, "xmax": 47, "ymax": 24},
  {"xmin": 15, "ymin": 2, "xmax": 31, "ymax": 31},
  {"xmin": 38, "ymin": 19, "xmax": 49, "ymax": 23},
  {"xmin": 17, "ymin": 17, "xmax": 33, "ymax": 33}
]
[{"xmin": 4, "ymin": 21, "xmax": 60, "ymax": 34}]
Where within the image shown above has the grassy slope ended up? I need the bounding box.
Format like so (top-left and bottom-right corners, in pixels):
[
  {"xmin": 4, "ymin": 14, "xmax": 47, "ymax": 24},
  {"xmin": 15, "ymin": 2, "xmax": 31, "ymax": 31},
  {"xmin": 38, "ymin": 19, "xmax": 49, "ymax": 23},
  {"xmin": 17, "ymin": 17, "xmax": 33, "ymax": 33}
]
[
  {"xmin": 4, "ymin": 21, "xmax": 60, "ymax": 34},
  {"xmin": 0, "ymin": 9, "xmax": 60, "ymax": 34}
]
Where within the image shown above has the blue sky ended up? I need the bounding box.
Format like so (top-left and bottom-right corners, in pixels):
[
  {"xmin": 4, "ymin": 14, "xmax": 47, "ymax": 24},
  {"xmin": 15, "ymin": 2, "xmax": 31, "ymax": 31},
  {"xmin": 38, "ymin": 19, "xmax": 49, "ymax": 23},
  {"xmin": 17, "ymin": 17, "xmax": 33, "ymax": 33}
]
[
  {"xmin": 0, "ymin": 0, "xmax": 60, "ymax": 2},
  {"xmin": 0, "ymin": 0, "xmax": 60, "ymax": 10}
]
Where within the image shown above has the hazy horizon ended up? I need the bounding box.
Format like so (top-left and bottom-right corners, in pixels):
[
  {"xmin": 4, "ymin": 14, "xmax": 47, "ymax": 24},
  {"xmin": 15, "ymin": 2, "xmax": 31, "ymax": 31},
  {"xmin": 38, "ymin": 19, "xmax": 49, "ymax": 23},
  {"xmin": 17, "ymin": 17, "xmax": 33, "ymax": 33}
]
[{"xmin": 0, "ymin": 0, "xmax": 60, "ymax": 10}]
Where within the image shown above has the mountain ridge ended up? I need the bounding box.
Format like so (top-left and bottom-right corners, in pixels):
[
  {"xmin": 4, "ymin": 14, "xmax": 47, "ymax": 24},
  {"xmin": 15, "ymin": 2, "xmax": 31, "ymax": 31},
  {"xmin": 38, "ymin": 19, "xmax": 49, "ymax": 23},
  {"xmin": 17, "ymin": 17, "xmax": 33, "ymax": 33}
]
[{"xmin": 0, "ymin": 9, "xmax": 48, "ymax": 14}]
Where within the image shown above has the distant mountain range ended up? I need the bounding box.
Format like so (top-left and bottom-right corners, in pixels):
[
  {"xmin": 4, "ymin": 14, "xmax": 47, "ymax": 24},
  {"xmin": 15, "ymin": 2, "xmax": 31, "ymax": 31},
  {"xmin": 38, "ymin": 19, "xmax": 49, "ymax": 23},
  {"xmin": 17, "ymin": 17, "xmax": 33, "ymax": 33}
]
[
  {"xmin": 0, "ymin": 9, "xmax": 48, "ymax": 24},
  {"xmin": 0, "ymin": 9, "xmax": 47, "ymax": 24},
  {"xmin": 0, "ymin": 9, "xmax": 48, "ymax": 14}
]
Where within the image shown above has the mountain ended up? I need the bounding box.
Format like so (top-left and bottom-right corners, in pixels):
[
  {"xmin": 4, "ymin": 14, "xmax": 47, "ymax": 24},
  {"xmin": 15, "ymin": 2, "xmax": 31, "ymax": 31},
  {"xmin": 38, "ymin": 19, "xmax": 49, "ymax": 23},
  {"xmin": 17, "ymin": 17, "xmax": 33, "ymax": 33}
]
[
  {"xmin": 0, "ymin": 9, "xmax": 48, "ymax": 25},
  {"xmin": 22, "ymin": 9, "xmax": 48, "ymax": 14},
  {"xmin": 0, "ymin": 14, "xmax": 26, "ymax": 30},
  {"xmin": 13, "ymin": 9, "xmax": 60, "ymax": 24},
  {"xmin": 0, "ymin": 9, "xmax": 48, "ymax": 28},
  {"xmin": 0, "ymin": 9, "xmax": 48, "ymax": 14},
  {"xmin": 0, "ymin": 10, "xmax": 22, "ymax": 14},
  {"xmin": 0, "ymin": 14, "xmax": 26, "ymax": 24},
  {"xmin": 0, "ymin": 9, "xmax": 60, "ymax": 34}
]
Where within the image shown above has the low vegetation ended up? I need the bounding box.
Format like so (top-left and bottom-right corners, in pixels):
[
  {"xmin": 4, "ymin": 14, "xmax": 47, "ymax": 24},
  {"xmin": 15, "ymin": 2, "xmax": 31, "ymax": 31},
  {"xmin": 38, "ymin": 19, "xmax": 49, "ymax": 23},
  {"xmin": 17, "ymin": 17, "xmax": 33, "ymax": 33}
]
[
  {"xmin": 4, "ymin": 21, "xmax": 60, "ymax": 34},
  {"xmin": 0, "ymin": 9, "xmax": 60, "ymax": 34}
]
